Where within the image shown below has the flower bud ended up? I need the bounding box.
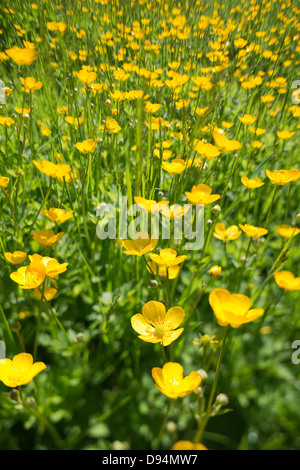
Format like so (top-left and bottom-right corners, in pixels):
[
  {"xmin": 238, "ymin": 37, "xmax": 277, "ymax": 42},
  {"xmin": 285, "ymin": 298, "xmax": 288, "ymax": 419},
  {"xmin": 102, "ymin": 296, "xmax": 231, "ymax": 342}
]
[
  {"xmin": 212, "ymin": 204, "xmax": 221, "ymax": 216},
  {"xmin": 15, "ymin": 168, "xmax": 24, "ymax": 177},
  {"xmin": 197, "ymin": 369, "xmax": 208, "ymax": 382},
  {"xmin": 11, "ymin": 321, "xmax": 21, "ymax": 332},
  {"xmin": 76, "ymin": 333, "xmax": 86, "ymax": 343},
  {"xmin": 208, "ymin": 265, "xmax": 222, "ymax": 278},
  {"xmin": 9, "ymin": 389, "xmax": 20, "ymax": 401},
  {"xmin": 148, "ymin": 279, "xmax": 159, "ymax": 288},
  {"xmin": 166, "ymin": 421, "xmax": 177, "ymax": 433},
  {"xmin": 215, "ymin": 393, "xmax": 229, "ymax": 406}
]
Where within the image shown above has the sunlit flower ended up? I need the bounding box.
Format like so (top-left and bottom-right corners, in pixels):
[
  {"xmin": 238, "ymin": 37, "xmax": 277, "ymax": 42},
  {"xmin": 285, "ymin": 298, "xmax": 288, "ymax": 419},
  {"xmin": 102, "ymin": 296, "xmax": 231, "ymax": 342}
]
[
  {"xmin": 162, "ymin": 159, "xmax": 186, "ymax": 175},
  {"xmin": 4, "ymin": 251, "xmax": 27, "ymax": 265},
  {"xmin": 238, "ymin": 114, "xmax": 257, "ymax": 125},
  {"xmin": 5, "ymin": 46, "xmax": 39, "ymax": 65},
  {"xmin": 28, "ymin": 254, "xmax": 68, "ymax": 278},
  {"xmin": 274, "ymin": 271, "xmax": 300, "ymax": 291},
  {"xmin": 10, "ymin": 257, "xmax": 46, "ymax": 289},
  {"xmin": 160, "ymin": 204, "xmax": 190, "ymax": 220},
  {"xmin": 277, "ymin": 130, "xmax": 296, "ymax": 140},
  {"xmin": 33, "ymin": 229, "xmax": 64, "ymax": 247},
  {"xmin": 172, "ymin": 441, "xmax": 207, "ymax": 450},
  {"xmin": 185, "ymin": 184, "xmax": 220, "ymax": 206},
  {"xmin": 104, "ymin": 116, "xmax": 121, "ymax": 133},
  {"xmin": 266, "ymin": 169, "xmax": 300, "ymax": 185},
  {"xmin": 131, "ymin": 300, "xmax": 184, "ymax": 346},
  {"xmin": 75, "ymin": 69, "xmax": 97, "ymax": 85},
  {"xmin": 75, "ymin": 139, "xmax": 97, "ymax": 154},
  {"xmin": 33, "ymin": 160, "xmax": 71, "ymax": 179},
  {"xmin": 209, "ymin": 288, "xmax": 264, "ymax": 328},
  {"xmin": 194, "ymin": 140, "xmax": 220, "ymax": 160},
  {"xmin": 41, "ymin": 208, "xmax": 73, "ymax": 224},
  {"xmin": 153, "ymin": 148, "xmax": 173, "ymax": 160},
  {"xmin": 212, "ymin": 130, "xmax": 241, "ymax": 152},
  {"xmin": 0, "ymin": 117, "xmax": 15, "ymax": 127},
  {"xmin": 134, "ymin": 196, "xmax": 168, "ymax": 214},
  {"xmin": 0, "ymin": 353, "xmax": 46, "ymax": 387},
  {"xmin": 275, "ymin": 224, "xmax": 300, "ymax": 239},
  {"xmin": 19, "ymin": 77, "xmax": 42, "ymax": 93},
  {"xmin": 144, "ymin": 101, "xmax": 161, "ymax": 113},
  {"xmin": 147, "ymin": 261, "xmax": 180, "ymax": 279},
  {"xmin": 33, "ymin": 285, "xmax": 57, "ymax": 301},
  {"xmin": 213, "ymin": 223, "xmax": 241, "ymax": 242},
  {"xmin": 208, "ymin": 265, "xmax": 222, "ymax": 278},
  {"xmin": 241, "ymin": 176, "xmax": 264, "ymax": 189},
  {"xmin": 0, "ymin": 177, "xmax": 9, "ymax": 188},
  {"xmin": 149, "ymin": 248, "xmax": 186, "ymax": 268},
  {"xmin": 122, "ymin": 232, "xmax": 158, "ymax": 256},
  {"xmin": 239, "ymin": 224, "xmax": 268, "ymax": 238},
  {"xmin": 152, "ymin": 362, "xmax": 201, "ymax": 399}
]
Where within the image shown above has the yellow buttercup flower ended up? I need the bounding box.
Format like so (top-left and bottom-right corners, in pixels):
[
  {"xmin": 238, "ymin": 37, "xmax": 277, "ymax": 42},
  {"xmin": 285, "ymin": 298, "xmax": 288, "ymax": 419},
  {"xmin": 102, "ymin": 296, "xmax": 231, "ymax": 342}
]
[
  {"xmin": 149, "ymin": 248, "xmax": 186, "ymax": 268},
  {"xmin": 104, "ymin": 116, "xmax": 121, "ymax": 133},
  {"xmin": 172, "ymin": 441, "xmax": 207, "ymax": 450},
  {"xmin": 41, "ymin": 208, "xmax": 73, "ymax": 224},
  {"xmin": 0, "ymin": 117, "xmax": 15, "ymax": 127},
  {"xmin": 147, "ymin": 261, "xmax": 180, "ymax": 280},
  {"xmin": 15, "ymin": 106, "xmax": 31, "ymax": 115},
  {"xmin": 144, "ymin": 101, "xmax": 162, "ymax": 113},
  {"xmin": 239, "ymin": 224, "xmax": 268, "ymax": 239},
  {"xmin": 266, "ymin": 169, "xmax": 300, "ymax": 185},
  {"xmin": 162, "ymin": 158, "xmax": 186, "ymax": 175},
  {"xmin": 185, "ymin": 184, "xmax": 220, "ymax": 206},
  {"xmin": 277, "ymin": 130, "xmax": 296, "ymax": 140},
  {"xmin": 274, "ymin": 271, "xmax": 300, "ymax": 291},
  {"xmin": 194, "ymin": 140, "xmax": 220, "ymax": 160},
  {"xmin": 209, "ymin": 288, "xmax": 264, "ymax": 328},
  {"xmin": 28, "ymin": 254, "xmax": 68, "ymax": 279},
  {"xmin": 0, "ymin": 353, "xmax": 46, "ymax": 387},
  {"xmin": 75, "ymin": 69, "xmax": 97, "ymax": 85},
  {"xmin": 212, "ymin": 130, "xmax": 241, "ymax": 152},
  {"xmin": 153, "ymin": 148, "xmax": 173, "ymax": 160},
  {"xmin": 34, "ymin": 285, "xmax": 57, "ymax": 301},
  {"xmin": 65, "ymin": 116, "xmax": 84, "ymax": 127},
  {"xmin": 122, "ymin": 232, "xmax": 158, "ymax": 256},
  {"xmin": 10, "ymin": 257, "xmax": 46, "ymax": 289},
  {"xmin": 238, "ymin": 114, "xmax": 257, "ymax": 125},
  {"xmin": 5, "ymin": 46, "xmax": 39, "ymax": 65},
  {"xmin": 131, "ymin": 300, "xmax": 184, "ymax": 346},
  {"xmin": 160, "ymin": 204, "xmax": 190, "ymax": 220},
  {"xmin": 134, "ymin": 196, "xmax": 168, "ymax": 214},
  {"xmin": 4, "ymin": 251, "xmax": 27, "ymax": 265},
  {"xmin": 33, "ymin": 229, "xmax": 64, "ymax": 247},
  {"xmin": 275, "ymin": 224, "xmax": 300, "ymax": 239},
  {"xmin": 0, "ymin": 177, "xmax": 10, "ymax": 188},
  {"xmin": 33, "ymin": 160, "xmax": 71, "ymax": 180},
  {"xmin": 208, "ymin": 265, "xmax": 222, "ymax": 278},
  {"xmin": 213, "ymin": 223, "xmax": 241, "ymax": 243},
  {"xmin": 19, "ymin": 77, "xmax": 42, "ymax": 93},
  {"xmin": 152, "ymin": 362, "xmax": 201, "ymax": 399},
  {"xmin": 75, "ymin": 139, "xmax": 98, "ymax": 154},
  {"xmin": 241, "ymin": 176, "xmax": 264, "ymax": 189}
]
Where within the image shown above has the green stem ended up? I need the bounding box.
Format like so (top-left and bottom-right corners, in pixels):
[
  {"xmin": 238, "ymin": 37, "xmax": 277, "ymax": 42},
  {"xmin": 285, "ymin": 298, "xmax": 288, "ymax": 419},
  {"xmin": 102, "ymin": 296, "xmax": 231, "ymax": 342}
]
[
  {"xmin": 193, "ymin": 325, "xmax": 229, "ymax": 443},
  {"xmin": 154, "ymin": 398, "xmax": 173, "ymax": 450},
  {"xmin": 19, "ymin": 387, "xmax": 64, "ymax": 450}
]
